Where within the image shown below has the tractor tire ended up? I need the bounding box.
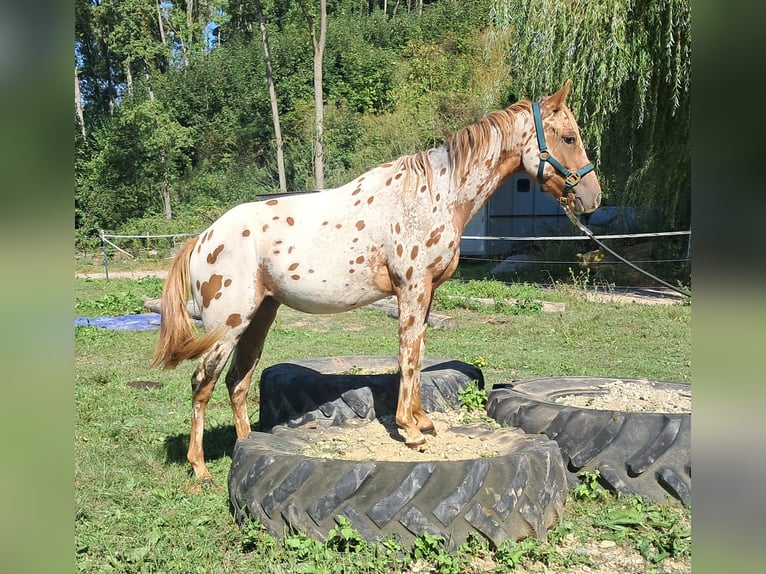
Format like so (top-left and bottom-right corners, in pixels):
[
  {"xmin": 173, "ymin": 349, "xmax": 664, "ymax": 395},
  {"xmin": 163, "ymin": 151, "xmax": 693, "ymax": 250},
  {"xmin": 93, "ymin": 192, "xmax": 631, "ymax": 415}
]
[
  {"xmin": 228, "ymin": 423, "xmax": 568, "ymax": 549},
  {"xmin": 486, "ymin": 377, "xmax": 691, "ymax": 505},
  {"xmin": 258, "ymin": 356, "xmax": 483, "ymax": 431}
]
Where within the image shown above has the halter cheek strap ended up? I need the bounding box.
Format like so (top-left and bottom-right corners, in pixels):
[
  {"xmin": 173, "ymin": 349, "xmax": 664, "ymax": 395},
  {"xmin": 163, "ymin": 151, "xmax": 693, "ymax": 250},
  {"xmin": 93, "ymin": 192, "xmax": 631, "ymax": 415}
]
[{"xmin": 532, "ymin": 101, "xmax": 594, "ymax": 197}]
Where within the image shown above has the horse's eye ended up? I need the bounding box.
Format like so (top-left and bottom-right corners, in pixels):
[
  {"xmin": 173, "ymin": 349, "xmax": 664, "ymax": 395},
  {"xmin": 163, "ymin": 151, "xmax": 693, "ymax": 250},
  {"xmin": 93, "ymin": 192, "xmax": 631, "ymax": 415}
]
[{"xmin": 563, "ymin": 135, "xmax": 576, "ymax": 145}]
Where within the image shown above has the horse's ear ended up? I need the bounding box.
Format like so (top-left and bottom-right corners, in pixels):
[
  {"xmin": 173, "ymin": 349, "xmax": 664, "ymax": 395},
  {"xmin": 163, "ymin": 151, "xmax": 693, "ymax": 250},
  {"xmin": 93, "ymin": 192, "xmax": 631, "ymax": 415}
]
[{"xmin": 543, "ymin": 79, "xmax": 572, "ymax": 111}]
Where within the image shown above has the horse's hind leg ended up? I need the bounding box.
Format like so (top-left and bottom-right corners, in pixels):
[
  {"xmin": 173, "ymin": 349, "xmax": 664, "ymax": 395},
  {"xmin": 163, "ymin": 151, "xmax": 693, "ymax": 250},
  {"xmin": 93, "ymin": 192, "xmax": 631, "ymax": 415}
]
[
  {"xmin": 224, "ymin": 297, "xmax": 281, "ymax": 439},
  {"xmin": 187, "ymin": 337, "xmax": 237, "ymax": 482}
]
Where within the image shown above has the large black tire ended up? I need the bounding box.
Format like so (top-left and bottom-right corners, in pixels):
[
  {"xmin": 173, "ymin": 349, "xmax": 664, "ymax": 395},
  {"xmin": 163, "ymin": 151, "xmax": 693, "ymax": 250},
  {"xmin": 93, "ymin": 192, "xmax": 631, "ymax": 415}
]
[
  {"xmin": 486, "ymin": 377, "xmax": 691, "ymax": 505},
  {"xmin": 228, "ymin": 423, "xmax": 568, "ymax": 549},
  {"xmin": 258, "ymin": 356, "xmax": 484, "ymax": 431}
]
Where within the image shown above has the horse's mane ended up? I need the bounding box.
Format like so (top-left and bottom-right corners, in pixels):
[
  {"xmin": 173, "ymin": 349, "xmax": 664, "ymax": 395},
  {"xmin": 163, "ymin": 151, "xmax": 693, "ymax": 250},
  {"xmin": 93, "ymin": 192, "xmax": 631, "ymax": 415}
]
[
  {"xmin": 446, "ymin": 100, "xmax": 531, "ymax": 188},
  {"xmin": 381, "ymin": 100, "xmax": 532, "ymax": 195}
]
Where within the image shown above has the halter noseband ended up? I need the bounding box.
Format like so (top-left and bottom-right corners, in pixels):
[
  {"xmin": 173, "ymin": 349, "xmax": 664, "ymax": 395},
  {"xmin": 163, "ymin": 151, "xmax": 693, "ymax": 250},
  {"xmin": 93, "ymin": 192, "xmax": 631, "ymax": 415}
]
[{"xmin": 532, "ymin": 101, "xmax": 594, "ymax": 202}]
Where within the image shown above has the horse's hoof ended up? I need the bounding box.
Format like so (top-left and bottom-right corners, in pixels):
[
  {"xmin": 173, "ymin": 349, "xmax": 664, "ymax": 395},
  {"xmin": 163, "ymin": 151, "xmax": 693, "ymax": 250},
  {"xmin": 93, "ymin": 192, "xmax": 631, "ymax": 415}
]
[
  {"xmin": 420, "ymin": 425, "xmax": 436, "ymax": 436},
  {"xmin": 405, "ymin": 438, "xmax": 428, "ymax": 452}
]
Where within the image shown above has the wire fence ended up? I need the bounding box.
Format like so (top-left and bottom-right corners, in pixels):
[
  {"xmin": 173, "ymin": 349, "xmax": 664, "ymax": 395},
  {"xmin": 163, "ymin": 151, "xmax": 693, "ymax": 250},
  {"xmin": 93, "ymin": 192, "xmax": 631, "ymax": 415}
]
[{"xmin": 93, "ymin": 228, "xmax": 691, "ymax": 288}]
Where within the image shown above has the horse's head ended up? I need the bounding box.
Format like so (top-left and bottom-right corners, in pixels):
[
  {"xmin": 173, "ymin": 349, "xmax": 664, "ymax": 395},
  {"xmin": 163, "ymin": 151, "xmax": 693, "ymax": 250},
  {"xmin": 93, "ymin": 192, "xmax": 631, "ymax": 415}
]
[{"xmin": 522, "ymin": 80, "xmax": 602, "ymax": 214}]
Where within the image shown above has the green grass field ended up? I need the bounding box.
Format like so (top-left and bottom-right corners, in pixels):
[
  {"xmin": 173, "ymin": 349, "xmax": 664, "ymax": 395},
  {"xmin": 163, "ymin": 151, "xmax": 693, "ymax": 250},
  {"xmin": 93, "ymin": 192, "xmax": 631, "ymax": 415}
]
[{"xmin": 75, "ymin": 275, "xmax": 690, "ymax": 573}]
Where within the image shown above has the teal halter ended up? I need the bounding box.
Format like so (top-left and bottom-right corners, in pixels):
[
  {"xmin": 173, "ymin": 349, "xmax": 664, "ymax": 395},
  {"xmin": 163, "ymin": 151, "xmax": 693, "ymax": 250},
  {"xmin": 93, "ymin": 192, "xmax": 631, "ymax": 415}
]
[{"xmin": 532, "ymin": 101, "xmax": 594, "ymax": 198}]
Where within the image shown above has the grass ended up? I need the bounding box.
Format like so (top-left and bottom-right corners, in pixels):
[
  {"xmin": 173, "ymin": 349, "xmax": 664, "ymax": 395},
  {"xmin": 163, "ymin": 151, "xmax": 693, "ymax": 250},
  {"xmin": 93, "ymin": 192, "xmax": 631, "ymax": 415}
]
[{"xmin": 75, "ymin": 272, "xmax": 690, "ymax": 573}]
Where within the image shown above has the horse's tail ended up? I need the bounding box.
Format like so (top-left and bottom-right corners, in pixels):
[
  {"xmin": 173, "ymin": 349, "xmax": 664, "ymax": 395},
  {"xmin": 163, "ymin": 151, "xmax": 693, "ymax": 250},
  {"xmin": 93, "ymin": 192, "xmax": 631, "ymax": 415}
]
[{"xmin": 151, "ymin": 236, "xmax": 224, "ymax": 370}]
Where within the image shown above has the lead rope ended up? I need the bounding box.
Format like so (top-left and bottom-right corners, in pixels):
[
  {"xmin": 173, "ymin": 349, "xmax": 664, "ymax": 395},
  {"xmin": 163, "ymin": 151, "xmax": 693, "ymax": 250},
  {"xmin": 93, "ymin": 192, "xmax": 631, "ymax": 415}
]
[{"xmin": 562, "ymin": 206, "xmax": 691, "ymax": 299}]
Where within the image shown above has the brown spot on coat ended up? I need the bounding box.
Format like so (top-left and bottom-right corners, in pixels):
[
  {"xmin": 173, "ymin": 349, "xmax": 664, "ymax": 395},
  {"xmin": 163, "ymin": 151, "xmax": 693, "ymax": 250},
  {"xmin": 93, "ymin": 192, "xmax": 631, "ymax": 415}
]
[
  {"xmin": 336, "ymin": 224, "xmax": 343, "ymax": 229},
  {"xmin": 395, "ymin": 223, "xmax": 401, "ymax": 234},
  {"xmin": 200, "ymin": 274, "xmax": 224, "ymax": 308},
  {"xmin": 355, "ymin": 220, "xmax": 365, "ymax": 231},
  {"xmin": 224, "ymin": 279, "xmax": 232, "ymax": 287},
  {"xmin": 207, "ymin": 244, "xmax": 225, "ymax": 264},
  {"xmin": 420, "ymin": 186, "xmax": 427, "ymax": 193},
  {"xmin": 367, "ymin": 196, "xmax": 374, "ymax": 204},
  {"xmin": 394, "ymin": 173, "xmax": 403, "ymax": 180},
  {"xmin": 266, "ymin": 199, "xmax": 279, "ymax": 206},
  {"xmin": 226, "ymin": 313, "xmax": 242, "ymax": 327},
  {"xmin": 196, "ymin": 280, "xmax": 201, "ymax": 291},
  {"xmin": 262, "ymin": 224, "xmax": 269, "ymax": 232},
  {"xmin": 406, "ymin": 266, "xmax": 414, "ymax": 280},
  {"xmin": 381, "ymin": 163, "xmax": 393, "ymax": 168},
  {"xmin": 410, "ymin": 246, "xmax": 419, "ymax": 260},
  {"xmin": 386, "ymin": 177, "xmax": 393, "ymax": 186},
  {"xmin": 439, "ymin": 168, "xmax": 447, "ymax": 176},
  {"xmin": 352, "ymin": 188, "xmax": 362, "ymax": 196},
  {"xmin": 242, "ymin": 229, "xmax": 251, "ymax": 237},
  {"xmin": 396, "ymin": 244, "xmax": 404, "ymax": 257},
  {"xmin": 286, "ymin": 217, "xmax": 295, "ymax": 226},
  {"xmin": 272, "ymin": 216, "xmax": 280, "ymax": 221},
  {"xmin": 354, "ymin": 200, "xmax": 361, "ymax": 207},
  {"xmin": 291, "ymin": 274, "xmax": 301, "ymax": 280},
  {"xmin": 288, "ymin": 246, "xmax": 294, "ymax": 254},
  {"xmin": 356, "ymin": 256, "xmax": 365, "ymax": 264},
  {"xmin": 289, "ymin": 263, "xmax": 299, "ymax": 271}
]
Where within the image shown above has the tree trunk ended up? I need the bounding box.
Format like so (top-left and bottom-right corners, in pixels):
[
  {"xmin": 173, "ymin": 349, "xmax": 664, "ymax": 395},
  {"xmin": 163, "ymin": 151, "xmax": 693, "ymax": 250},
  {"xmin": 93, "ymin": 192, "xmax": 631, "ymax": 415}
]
[
  {"xmin": 255, "ymin": 0, "xmax": 287, "ymax": 191},
  {"xmin": 300, "ymin": 0, "xmax": 327, "ymax": 190},
  {"xmin": 185, "ymin": 0, "xmax": 194, "ymax": 66},
  {"xmin": 125, "ymin": 63, "xmax": 133, "ymax": 97},
  {"xmin": 143, "ymin": 57, "xmax": 155, "ymax": 102},
  {"xmin": 314, "ymin": 0, "xmax": 327, "ymax": 189},
  {"xmin": 75, "ymin": 66, "xmax": 87, "ymax": 139},
  {"xmin": 156, "ymin": 0, "xmax": 167, "ymax": 46},
  {"xmin": 160, "ymin": 150, "xmax": 172, "ymax": 219}
]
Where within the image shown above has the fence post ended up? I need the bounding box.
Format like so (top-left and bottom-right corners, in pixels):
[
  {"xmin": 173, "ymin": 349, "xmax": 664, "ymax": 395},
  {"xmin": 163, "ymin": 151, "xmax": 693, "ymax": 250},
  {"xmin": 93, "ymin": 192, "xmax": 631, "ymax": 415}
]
[{"xmin": 99, "ymin": 230, "xmax": 109, "ymax": 281}]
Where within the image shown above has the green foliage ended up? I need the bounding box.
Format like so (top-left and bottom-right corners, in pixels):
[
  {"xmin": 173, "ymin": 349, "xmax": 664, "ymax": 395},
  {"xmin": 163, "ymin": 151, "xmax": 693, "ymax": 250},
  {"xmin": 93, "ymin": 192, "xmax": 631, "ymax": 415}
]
[
  {"xmin": 572, "ymin": 470, "xmax": 613, "ymax": 502},
  {"xmin": 75, "ymin": 277, "xmax": 164, "ymax": 316},
  {"xmin": 489, "ymin": 0, "xmax": 690, "ymax": 227},
  {"xmin": 590, "ymin": 497, "xmax": 692, "ymax": 564},
  {"xmin": 458, "ymin": 380, "xmax": 488, "ymax": 411},
  {"xmin": 327, "ymin": 515, "xmax": 366, "ymax": 553}
]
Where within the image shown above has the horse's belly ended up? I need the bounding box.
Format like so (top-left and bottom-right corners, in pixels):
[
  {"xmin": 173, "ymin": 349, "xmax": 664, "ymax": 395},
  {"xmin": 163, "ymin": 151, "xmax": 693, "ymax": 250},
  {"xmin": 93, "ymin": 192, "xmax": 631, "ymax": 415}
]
[{"xmin": 274, "ymin": 282, "xmax": 388, "ymax": 314}]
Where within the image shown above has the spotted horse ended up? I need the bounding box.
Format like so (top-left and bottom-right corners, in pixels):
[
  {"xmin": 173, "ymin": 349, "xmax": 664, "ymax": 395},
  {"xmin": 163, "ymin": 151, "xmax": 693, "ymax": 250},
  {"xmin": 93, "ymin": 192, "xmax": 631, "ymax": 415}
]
[{"xmin": 153, "ymin": 80, "xmax": 602, "ymax": 482}]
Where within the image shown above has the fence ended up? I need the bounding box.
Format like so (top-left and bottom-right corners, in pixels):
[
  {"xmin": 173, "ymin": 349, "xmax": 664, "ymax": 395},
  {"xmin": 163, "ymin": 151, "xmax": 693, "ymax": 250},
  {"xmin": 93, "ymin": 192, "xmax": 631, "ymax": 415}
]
[{"xmin": 95, "ymin": 229, "xmax": 691, "ymax": 287}]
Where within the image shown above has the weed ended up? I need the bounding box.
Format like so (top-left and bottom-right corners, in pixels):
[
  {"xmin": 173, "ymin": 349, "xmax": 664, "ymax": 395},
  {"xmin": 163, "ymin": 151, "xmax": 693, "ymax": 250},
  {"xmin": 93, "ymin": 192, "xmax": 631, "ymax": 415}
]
[
  {"xmin": 572, "ymin": 470, "xmax": 613, "ymax": 502},
  {"xmin": 590, "ymin": 497, "xmax": 691, "ymax": 564},
  {"xmin": 411, "ymin": 532, "xmax": 466, "ymax": 574},
  {"xmin": 327, "ymin": 516, "xmax": 366, "ymax": 553},
  {"xmin": 457, "ymin": 380, "xmax": 487, "ymax": 411}
]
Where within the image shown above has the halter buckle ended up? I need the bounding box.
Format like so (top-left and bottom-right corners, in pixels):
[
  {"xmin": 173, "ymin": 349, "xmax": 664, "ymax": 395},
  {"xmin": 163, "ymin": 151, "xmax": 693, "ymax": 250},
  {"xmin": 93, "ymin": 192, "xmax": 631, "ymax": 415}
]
[
  {"xmin": 539, "ymin": 151, "xmax": 550, "ymax": 160},
  {"xmin": 565, "ymin": 172, "xmax": 582, "ymax": 187}
]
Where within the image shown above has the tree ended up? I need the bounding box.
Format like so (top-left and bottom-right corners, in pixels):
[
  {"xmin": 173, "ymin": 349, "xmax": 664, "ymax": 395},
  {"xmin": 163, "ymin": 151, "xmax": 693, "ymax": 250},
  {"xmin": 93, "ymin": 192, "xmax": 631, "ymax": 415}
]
[
  {"xmin": 488, "ymin": 0, "xmax": 691, "ymax": 227},
  {"xmin": 255, "ymin": 0, "xmax": 287, "ymax": 191},
  {"xmin": 299, "ymin": 0, "xmax": 328, "ymax": 190}
]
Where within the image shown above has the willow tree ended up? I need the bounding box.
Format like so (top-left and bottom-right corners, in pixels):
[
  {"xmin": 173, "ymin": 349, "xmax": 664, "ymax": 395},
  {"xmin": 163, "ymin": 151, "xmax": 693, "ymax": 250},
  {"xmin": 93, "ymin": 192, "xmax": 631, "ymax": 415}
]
[{"xmin": 489, "ymin": 0, "xmax": 690, "ymax": 228}]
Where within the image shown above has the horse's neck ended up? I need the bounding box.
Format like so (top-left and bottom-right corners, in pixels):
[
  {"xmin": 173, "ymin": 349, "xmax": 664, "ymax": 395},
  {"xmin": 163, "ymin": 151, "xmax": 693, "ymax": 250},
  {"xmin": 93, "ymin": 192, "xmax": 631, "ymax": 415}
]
[{"xmin": 445, "ymin": 113, "xmax": 529, "ymax": 231}]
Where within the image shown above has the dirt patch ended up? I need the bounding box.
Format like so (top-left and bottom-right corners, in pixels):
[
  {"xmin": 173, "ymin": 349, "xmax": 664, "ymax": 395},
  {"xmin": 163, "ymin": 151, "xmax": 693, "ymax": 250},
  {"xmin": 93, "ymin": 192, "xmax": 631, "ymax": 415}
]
[
  {"xmin": 299, "ymin": 409, "xmax": 501, "ymax": 461},
  {"xmin": 553, "ymin": 379, "xmax": 691, "ymax": 414}
]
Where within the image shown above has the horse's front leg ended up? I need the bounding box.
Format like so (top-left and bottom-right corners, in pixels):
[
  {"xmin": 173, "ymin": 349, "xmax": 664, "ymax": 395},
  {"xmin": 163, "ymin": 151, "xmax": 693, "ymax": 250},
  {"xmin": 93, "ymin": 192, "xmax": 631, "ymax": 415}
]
[{"xmin": 395, "ymin": 287, "xmax": 434, "ymax": 451}]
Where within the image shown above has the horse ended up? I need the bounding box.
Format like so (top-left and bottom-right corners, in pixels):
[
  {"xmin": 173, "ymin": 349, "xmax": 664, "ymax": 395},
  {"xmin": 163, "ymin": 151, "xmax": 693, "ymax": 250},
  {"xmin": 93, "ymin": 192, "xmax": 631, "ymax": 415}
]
[{"xmin": 152, "ymin": 80, "xmax": 601, "ymax": 482}]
